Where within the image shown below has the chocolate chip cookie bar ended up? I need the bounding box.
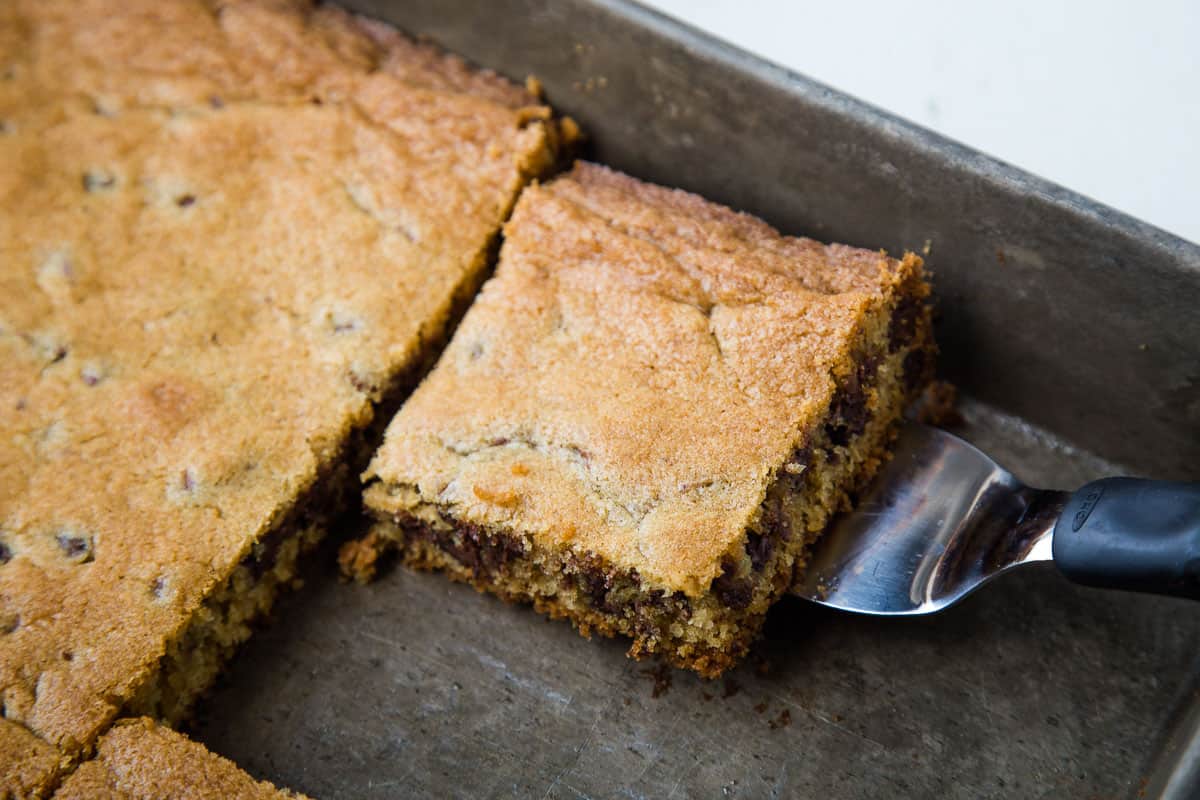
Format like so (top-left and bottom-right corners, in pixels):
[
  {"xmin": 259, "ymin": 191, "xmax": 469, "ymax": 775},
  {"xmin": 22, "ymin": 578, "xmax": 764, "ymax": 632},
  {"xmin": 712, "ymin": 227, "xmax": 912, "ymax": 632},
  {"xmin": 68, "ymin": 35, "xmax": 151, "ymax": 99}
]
[
  {"xmin": 53, "ymin": 718, "xmax": 307, "ymax": 799},
  {"xmin": 361, "ymin": 162, "xmax": 934, "ymax": 677},
  {"xmin": 0, "ymin": 0, "xmax": 562, "ymax": 787}
]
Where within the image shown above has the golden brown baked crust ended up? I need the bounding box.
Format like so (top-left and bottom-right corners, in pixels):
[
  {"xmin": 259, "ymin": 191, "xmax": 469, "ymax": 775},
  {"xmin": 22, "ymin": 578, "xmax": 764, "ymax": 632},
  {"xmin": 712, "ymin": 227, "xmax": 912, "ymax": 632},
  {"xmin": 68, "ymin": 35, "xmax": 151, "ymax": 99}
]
[
  {"xmin": 362, "ymin": 162, "xmax": 933, "ymax": 674},
  {"xmin": 366, "ymin": 162, "xmax": 922, "ymax": 594},
  {"xmin": 0, "ymin": 0, "xmax": 558, "ymax": 783},
  {"xmin": 52, "ymin": 718, "xmax": 307, "ymax": 800}
]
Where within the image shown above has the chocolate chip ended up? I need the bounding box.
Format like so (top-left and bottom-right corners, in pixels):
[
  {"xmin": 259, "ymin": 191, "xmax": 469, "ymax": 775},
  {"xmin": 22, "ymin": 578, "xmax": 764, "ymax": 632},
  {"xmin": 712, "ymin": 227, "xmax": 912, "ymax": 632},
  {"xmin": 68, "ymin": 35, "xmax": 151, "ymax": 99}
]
[
  {"xmin": 672, "ymin": 591, "xmax": 692, "ymax": 619},
  {"xmin": 151, "ymin": 576, "xmax": 169, "ymax": 600},
  {"xmin": 566, "ymin": 553, "xmax": 644, "ymax": 616},
  {"xmin": 776, "ymin": 442, "xmax": 812, "ymax": 495},
  {"xmin": 331, "ymin": 314, "xmax": 362, "ymax": 334},
  {"xmin": 903, "ymin": 348, "xmax": 930, "ymax": 393},
  {"xmin": 347, "ymin": 368, "xmax": 378, "ymax": 395},
  {"xmin": 56, "ymin": 531, "xmax": 93, "ymax": 563},
  {"xmin": 824, "ymin": 355, "xmax": 879, "ymax": 446},
  {"xmin": 0, "ymin": 541, "xmax": 11, "ymax": 564},
  {"xmin": 26, "ymin": 332, "xmax": 69, "ymax": 365},
  {"xmin": 404, "ymin": 517, "xmax": 525, "ymax": 577},
  {"xmin": 175, "ymin": 194, "xmax": 196, "ymax": 208},
  {"xmin": 575, "ymin": 558, "xmax": 613, "ymax": 611},
  {"xmin": 0, "ymin": 119, "xmax": 11, "ymax": 135},
  {"xmin": 80, "ymin": 364, "xmax": 105, "ymax": 386},
  {"xmin": 762, "ymin": 497, "xmax": 792, "ymax": 543},
  {"xmin": 565, "ymin": 444, "xmax": 591, "ymax": 464},
  {"xmin": 713, "ymin": 562, "xmax": 754, "ymax": 610},
  {"xmin": 468, "ymin": 341, "xmax": 485, "ymax": 360},
  {"xmin": 448, "ymin": 523, "xmax": 486, "ymax": 573},
  {"xmin": 209, "ymin": 95, "xmax": 225, "ymax": 109},
  {"xmin": 469, "ymin": 523, "xmax": 524, "ymax": 574},
  {"xmin": 825, "ymin": 385, "xmax": 868, "ymax": 446},
  {"xmin": 82, "ymin": 169, "xmax": 117, "ymax": 192},
  {"xmin": 636, "ymin": 589, "xmax": 667, "ymax": 612},
  {"xmin": 857, "ymin": 353, "xmax": 882, "ymax": 386},
  {"xmin": 406, "ymin": 515, "xmax": 693, "ymax": 624},
  {"xmin": 889, "ymin": 294, "xmax": 923, "ymax": 352},
  {"xmin": 180, "ymin": 469, "xmax": 196, "ymax": 491},
  {"xmin": 245, "ymin": 527, "xmax": 285, "ymax": 579},
  {"xmin": 744, "ymin": 531, "xmax": 773, "ymax": 572}
]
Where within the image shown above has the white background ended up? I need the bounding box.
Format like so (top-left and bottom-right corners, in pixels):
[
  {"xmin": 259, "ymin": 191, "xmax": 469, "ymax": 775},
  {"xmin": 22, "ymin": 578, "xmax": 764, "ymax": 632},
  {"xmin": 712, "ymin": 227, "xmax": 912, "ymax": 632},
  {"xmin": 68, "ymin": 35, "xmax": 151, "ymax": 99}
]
[{"xmin": 640, "ymin": 0, "xmax": 1200, "ymax": 244}]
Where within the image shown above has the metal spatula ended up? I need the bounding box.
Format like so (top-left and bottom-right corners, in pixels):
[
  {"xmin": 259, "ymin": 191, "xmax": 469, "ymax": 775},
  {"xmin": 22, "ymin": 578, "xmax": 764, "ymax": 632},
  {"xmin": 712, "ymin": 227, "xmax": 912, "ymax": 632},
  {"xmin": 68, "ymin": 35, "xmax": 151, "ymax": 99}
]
[{"xmin": 792, "ymin": 424, "xmax": 1200, "ymax": 615}]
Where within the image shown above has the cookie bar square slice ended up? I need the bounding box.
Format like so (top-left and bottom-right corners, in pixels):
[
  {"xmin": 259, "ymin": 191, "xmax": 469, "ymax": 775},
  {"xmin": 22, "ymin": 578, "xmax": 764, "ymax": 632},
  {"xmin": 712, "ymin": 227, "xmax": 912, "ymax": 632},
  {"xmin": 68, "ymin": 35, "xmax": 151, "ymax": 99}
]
[
  {"xmin": 53, "ymin": 718, "xmax": 307, "ymax": 799},
  {"xmin": 362, "ymin": 162, "xmax": 934, "ymax": 677},
  {"xmin": 0, "ymin": 0, "xmax": 564, "ymax": 781}
]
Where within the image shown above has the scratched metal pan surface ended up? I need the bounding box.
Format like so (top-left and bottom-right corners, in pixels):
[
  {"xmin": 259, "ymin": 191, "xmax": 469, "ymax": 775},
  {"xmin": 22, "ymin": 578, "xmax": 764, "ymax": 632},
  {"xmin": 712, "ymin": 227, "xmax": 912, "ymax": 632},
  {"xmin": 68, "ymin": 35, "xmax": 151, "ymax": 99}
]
[{"xmin": 189, "ymin": 1, "xmax": 1200, "ymax": 798}]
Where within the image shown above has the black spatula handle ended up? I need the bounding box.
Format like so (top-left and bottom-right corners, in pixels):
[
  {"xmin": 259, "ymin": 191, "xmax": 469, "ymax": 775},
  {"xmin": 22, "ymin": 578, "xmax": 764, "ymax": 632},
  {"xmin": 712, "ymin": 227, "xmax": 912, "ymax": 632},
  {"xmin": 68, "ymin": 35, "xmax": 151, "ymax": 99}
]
[{"xmin": 1052, "ymin": 478, "xmax": 1200, "ymax": 600}]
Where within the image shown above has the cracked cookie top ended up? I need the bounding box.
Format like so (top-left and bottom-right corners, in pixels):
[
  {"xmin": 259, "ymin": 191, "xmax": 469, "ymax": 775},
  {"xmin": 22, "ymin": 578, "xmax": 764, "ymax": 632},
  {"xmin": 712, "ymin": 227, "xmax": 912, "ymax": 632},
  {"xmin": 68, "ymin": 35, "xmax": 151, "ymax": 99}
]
[
  {"xmin": 0, "ymin": 0, "xmax": 558, "ymax": 762},
  {"xmin": 365, "ymin": 162, "xmax": 923, "ymax": 596}
]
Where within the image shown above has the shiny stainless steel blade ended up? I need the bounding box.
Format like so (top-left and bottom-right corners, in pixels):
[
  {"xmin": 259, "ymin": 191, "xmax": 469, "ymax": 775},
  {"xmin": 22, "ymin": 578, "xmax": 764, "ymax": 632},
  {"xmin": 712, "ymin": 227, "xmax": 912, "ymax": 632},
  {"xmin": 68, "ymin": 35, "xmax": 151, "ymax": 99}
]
[{"xmin": 793, "ymin": 424, "xmax": 1067, "ymax": 615}]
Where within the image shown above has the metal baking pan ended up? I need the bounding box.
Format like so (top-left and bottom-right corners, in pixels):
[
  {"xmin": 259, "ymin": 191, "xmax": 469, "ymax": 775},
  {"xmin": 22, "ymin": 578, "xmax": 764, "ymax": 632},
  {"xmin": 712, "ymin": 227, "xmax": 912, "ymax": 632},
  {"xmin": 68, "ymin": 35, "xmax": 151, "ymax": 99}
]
[{"xmin": 189, "ymin": 1, "xmax": 1200, "ymax": 797}]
